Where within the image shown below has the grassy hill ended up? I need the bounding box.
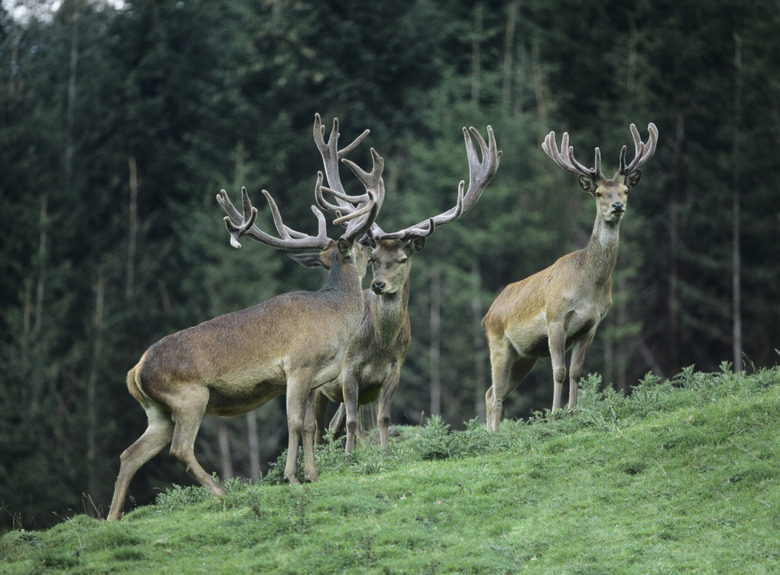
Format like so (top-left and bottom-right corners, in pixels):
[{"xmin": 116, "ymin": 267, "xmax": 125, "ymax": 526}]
[{"xmin": 2, "ymin": 363, "xmax": 778, "ymax": 574}]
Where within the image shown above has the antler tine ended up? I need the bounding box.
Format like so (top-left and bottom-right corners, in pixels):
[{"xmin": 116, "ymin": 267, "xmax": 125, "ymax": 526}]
[
  {"xmin": 618, "ymin": 122, "xmax": 658, "ymax": 175},
  {"xmin": 217, "ymin": 185, "xmax": 330, "ymax": 251},
  {"xmin": 313, "ymin": 113, "xmax": 372, "ymax": 211},
  {"xmin": 378, "ymin": 125, "xmax": 500, "ymax": 241}
]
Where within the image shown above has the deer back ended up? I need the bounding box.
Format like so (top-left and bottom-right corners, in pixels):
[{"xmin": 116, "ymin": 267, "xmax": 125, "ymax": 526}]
[{"xmin": 136, "ymin": 241, "xmax": 365, "ymax": 416}]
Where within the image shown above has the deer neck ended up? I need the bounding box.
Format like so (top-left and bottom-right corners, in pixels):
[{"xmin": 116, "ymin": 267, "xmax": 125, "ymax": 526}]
[
  {"xmin": 370, "ymin": 277, "xmax": 410, "ymax": 339},
  {"xmin": 323, "ymin": 258, "xmax": 362, "ymax": 297},
  {"xmin": 583, "ymin": 215, "xmax": 621, "ymax": 286}
]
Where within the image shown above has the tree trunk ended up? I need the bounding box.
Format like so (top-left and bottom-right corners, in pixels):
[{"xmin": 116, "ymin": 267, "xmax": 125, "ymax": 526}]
[
  {"xmin": 33, "ymin": 199, "xmax": 47, "ymax": 337},
  {"xmin": 471, "ymin": 3, "xmax": 483, "ymax": 105},
  {"xmin": 65, "ymin": 5, "xmax": 79, "ymax": 179},
  {"xmin": 126, "ymin": 156, "xmax": 138, "ymax": 300},
  {"xmin": 668, "ymin": 115, "xmax": 685, "ymax": 373},
  {"xmin": 471, "ymin": 261, "xmax": 486, "ymax": 421},
  {"xmin": 217, "ymin": 421, "xmax": 233, "ymax": 481},
  {"xmin": 246, "ymin": 411, "xmax": 261, "ymax": 482},
  {"xmin": 732, "ymin": 33, "xmax": 743, "ymax": 372},
  {"xmin": 86, "ymin": 272, "xmax": 104, "ymax": 499},
  {"xmin": 429, "ymin": 265, "xmax": 441, "ymax": 417},
  {"xmin": 502, "ymin": 0, "xmax": 518, "ymax": 115}
]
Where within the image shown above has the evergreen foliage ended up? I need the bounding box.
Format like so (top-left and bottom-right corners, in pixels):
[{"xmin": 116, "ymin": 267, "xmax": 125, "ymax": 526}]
[{"xmin": 0, "ymin": 0, "xmax": 778, "ymax": 530}]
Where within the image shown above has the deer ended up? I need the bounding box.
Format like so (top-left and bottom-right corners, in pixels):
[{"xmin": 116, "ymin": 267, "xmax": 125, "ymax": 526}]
[
  {"xmin": 482, "ymin": 122, "xmax": 658, "ymax": 429},
  {"xmin": 310, "ymin": 117, "xmax": 501, "ymax": 453},
  {"xmin": 107, "ymin": 116, "xmax": 380, "ymax": 521}
]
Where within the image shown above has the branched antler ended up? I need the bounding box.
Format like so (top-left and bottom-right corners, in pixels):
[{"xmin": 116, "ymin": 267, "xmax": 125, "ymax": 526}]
[
  {"xmin": 542, "ymin": 123, "xmax": 658, "ymax": 182},
  {"xmin": 217, "ymin": 186, "xmax": 330, "ymax": 251}
]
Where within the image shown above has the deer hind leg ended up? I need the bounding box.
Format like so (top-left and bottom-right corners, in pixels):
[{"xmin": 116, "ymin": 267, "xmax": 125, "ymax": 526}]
[
  {"xmin": 313, "ymin": 389, "xmax": 330, "ymax": 445},
  {"xmin": 107, "ymin": 402, "xmax": 174, "ymax": 521},
  {"xmin": 168, "ymin": 387, "xmax": 226, "ymax": 499},
  {"xmin": 567, "ymin": 330, "xmax": 597, "ymax": 409},
  {"xmin": 486, "ymin": 341, "xmax": 535, "ymax": 431},
  {"xmin": 328, "ymin": 403, "xmax": 346, "ymax": 438}
]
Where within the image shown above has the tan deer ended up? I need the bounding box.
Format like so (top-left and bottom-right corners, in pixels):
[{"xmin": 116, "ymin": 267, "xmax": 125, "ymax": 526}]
[
  {"xmin": 107, "ymin": 117, "xmax": 380, "ymax": 521},
  {"xmin": 483, "ymin": 123, "xmax": 658, "ymax": 429},
  {"xmin": 311, "ymin": 119, "xmax": 500, "ymax": 453}
]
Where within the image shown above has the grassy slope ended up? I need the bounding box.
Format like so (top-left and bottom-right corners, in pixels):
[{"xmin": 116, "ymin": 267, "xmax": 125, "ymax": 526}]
[{"xmin": 1, "ymin": 365, "xmax": 779, "ymax": 574}]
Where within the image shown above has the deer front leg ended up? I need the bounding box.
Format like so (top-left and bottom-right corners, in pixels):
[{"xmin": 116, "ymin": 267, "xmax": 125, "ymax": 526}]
[
  {"xmin": 548, "ymin": 324, "xmax": 567, "ymax": 411},
  {"xmin": 301, "ymin": 391, "xmax": 319, "ymax": 482},
  {"xmin": 568, "ymin": 330, "xmax": 596, "ymax": 409},
  {"xmin": 285, "ymin": 372, "xmax": 317, "ymax": 484},
  {"xmin": 377, "ymin": 371, "xmax": 400, "ymax": 449},
  {"xmin": 342, "ymin": 368, "xmax": 360, "ymax": 454}
]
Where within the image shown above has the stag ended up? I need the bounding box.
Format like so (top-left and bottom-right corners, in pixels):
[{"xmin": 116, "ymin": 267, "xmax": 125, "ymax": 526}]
[
  {"xmin": 483, "ymin": 123, "xmax": 658, "ymax": 428},
  {"xmin": 107, "ymin": 117, "xmax": 380, "ymax": 521},
  {"xmin": 311, "ymin": 117, "xmax": 500, "ymax": 452}
]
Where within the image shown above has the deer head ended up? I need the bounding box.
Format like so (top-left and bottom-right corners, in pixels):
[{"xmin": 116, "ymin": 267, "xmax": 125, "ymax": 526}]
[
  {"xmin": 314, "ymin": 121, "xmax": 501, "ymax": 294},
  {"xmin": 542, "ymin": 123, "xmax": 658, "ymax": 224}
]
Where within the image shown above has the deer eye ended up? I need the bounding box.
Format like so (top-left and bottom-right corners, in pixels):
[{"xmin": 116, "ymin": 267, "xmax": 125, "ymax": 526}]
[
  {"xmin": 595, "ymin": 191, "xmax": 602, "ymax": 198},
  {"xmin": 397, "ymin": 256, "xmax": 408, "ymax": 264}
]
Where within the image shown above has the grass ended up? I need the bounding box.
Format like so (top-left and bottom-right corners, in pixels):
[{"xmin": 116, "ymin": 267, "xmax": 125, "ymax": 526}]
[{"xmin": 1, "ymin": 363, "xmax": 778, "ymax": 574}]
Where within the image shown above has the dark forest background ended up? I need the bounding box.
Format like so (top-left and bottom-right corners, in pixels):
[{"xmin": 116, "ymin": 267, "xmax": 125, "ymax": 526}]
[{"xmin": 1, "ymin": 0, "xmax": 778, "ymax": 530}]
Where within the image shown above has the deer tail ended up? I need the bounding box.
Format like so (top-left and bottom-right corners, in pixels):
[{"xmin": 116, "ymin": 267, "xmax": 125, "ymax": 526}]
[{"xmin": 126, "ymin": 350, "xmax": 150, "ymax": 408}]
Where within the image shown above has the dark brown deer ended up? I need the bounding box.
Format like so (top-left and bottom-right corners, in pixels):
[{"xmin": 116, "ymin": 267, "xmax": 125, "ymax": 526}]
[
  {"xmin": 107, "ymin": 118, "xmax": 380, "ymax": 521},
  {"xmin": 311, "ymin": 119, "xmax": 500, "ymax": 452},
  {"xmin": 483, "ymin": 123, "xmax": 658, "ymax": 429}
]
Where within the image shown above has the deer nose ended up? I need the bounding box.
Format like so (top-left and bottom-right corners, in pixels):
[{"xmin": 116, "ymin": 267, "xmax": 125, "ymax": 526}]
[
  {"xmin": 371, "ymin": 281, "xmax": 386, "ymax": 294},
  {"xmin": 612, "ymin": 201, "xmax": 625, "ymax": 212}
]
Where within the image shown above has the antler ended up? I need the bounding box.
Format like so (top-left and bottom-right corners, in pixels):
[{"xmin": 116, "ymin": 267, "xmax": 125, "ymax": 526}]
[
  {"xmin": 370, "ymin": 125, "xmax": 501, "ymax": 240},
  {"xmin": 217, "ymin": 185, "xmax": 331, "ymax": 251},
  {"xmin": 312, "ymin": 113, "xmax": 379, "ymax": 217},
  {"xmin": 217, "ymin": 178, "xmax": 379, "ymax": 250},
  {"xmin": 542, "ymin": 122, "xmax": 659, "ymax": 181},
  {"xmin": 617, "ymin": 123, "xmax": 658, "ymax": 176},
  {"xmin": 542, "ymin": 130, "xmax": 603, "ymax": 181}
]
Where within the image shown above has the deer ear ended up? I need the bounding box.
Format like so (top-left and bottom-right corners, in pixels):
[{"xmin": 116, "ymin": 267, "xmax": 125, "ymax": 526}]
[
  {"xmin": 626, "ymin": 169, "xmax": 642, "ymax": 189},
  {"xmin": 359, "ymin": 236, "xmax": 377, "ymax": 249},
  {"xmin": 406, "ymin": 236, "xmax": 425, "ymax": 254},
  {"xmin": 337, "ymin": 238, "xmax": 353, "ymax": 257},
  {"xmin": 288, "ymin": 251, "xmax": 329, "ymax": 269},
  {"xmin": 578, "ymin": 175, "xmax": 597, "ymax": 195}
]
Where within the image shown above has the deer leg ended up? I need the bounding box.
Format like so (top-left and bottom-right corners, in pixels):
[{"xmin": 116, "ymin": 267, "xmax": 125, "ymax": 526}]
[
  {"xmin": 377, "ymin": 371, "xmax": 400, "ymax": 449},
  {"xmin": 568, "ymin": 330, "xmax": 596, "ymax": 409},
  {"xmin": 328, "ymin": 403, "xmax": 346, "ymax": 438},
  {"xmin": 168, "ymin": 388, "xmax": 226, "ymax": 499},
  {"xmin": 342, "ymin": 368, "xmax": 360, "ymax": 454},
  {"xmin": 284, "ymin": 372, "xmax": 316, "ymax": 484},
  {"xmin": 301, "ymin": 391, "xmax": 319, "ymax": 482},
  {"xmin": 486, "ymin": 343, "xmax": 512, "ymax": 431},
  {"xmin": 487, "ymin": 341, "xmax": 535, "ymax": 430},
  {"xmin": 313, "ymin": 389, "xmax": 329, "ymax": 445},
  {"xmin": 107, "ymin": 403, "xmax": 174, "ymax": 521},
  {"xmin": 548, "ymin": 324, "xmax": 567, "ymax": 411}
]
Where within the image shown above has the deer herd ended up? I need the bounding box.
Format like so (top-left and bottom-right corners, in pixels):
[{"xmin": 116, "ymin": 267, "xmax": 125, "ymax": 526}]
[{"xmin": 107, "ymin": 114, "xmax": 658, "ymax": 521}]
